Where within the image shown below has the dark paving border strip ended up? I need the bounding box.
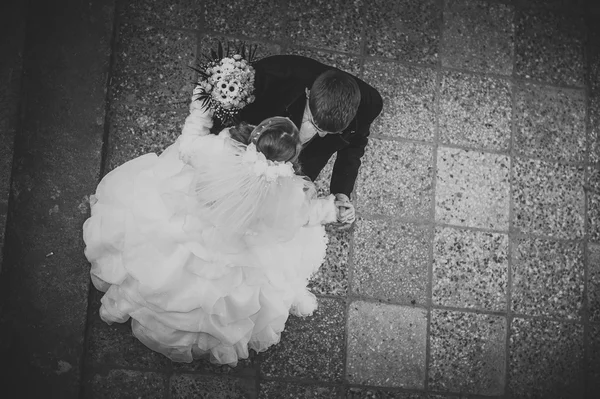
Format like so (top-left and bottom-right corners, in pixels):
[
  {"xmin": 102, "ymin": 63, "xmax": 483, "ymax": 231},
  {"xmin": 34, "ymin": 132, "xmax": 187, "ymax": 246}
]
[
  {"xmin": 0, "ymin": 0, "xmax": 115, "ymax": 397},
  {"xmin": 0, "ymin": 1, "xmax": 27, "ymax": 275}
]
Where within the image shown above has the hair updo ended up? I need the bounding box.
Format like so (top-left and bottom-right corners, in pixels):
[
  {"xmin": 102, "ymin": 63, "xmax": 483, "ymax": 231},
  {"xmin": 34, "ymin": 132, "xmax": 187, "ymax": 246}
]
[{"xmin": 229, "ymin": 117, "xmax": 302, "ymax": 172}]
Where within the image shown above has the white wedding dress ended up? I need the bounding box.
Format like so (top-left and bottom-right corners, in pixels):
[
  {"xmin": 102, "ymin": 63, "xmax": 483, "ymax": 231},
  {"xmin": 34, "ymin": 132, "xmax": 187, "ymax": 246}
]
[{"xmin": 82, "ymin": 97, "xmax": 337, "ymax": 365}]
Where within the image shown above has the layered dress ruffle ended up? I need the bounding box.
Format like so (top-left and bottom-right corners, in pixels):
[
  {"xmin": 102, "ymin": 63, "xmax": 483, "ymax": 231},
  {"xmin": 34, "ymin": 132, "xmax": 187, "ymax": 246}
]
[{"xmin": 83, "ymin": 100, "xmax": 336, "ymax": 365}]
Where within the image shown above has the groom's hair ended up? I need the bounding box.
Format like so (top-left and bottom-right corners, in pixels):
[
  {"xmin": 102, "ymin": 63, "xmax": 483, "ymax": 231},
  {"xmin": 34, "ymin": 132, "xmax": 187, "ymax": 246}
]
[{"xmin": 309, "ymin": 70, "xmax": 361, "ymax": 133}]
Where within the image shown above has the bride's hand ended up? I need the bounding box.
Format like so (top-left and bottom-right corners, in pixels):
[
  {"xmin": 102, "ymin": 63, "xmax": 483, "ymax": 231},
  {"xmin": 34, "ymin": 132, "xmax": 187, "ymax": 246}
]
[{"xmin": 334, "ymin": 194, "xmax": 355, "ymax": 229}]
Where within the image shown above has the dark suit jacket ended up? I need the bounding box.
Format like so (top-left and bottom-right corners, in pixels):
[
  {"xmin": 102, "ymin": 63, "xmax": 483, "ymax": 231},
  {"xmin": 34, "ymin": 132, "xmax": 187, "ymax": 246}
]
[{"xmin": 238, "ymin": 55, "xmax": 383, "ymax": 198}]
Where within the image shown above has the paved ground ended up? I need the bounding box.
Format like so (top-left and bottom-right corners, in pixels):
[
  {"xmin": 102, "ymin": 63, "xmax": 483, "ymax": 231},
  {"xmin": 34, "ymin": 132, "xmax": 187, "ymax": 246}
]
[{"xmin": 1, "ymin": 0, "xmax": 599, "ymax": 398}]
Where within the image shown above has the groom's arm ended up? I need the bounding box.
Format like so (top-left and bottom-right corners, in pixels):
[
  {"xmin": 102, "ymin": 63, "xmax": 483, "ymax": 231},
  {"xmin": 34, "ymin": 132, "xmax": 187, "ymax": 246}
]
[{"xmin": 329, "ymin": 85, "xmax": 383, "ymax": 198}]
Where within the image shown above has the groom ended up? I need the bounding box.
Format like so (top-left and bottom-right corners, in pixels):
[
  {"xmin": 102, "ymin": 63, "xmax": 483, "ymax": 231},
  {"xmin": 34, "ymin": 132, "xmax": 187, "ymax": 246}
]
[{"xmin": 239, "ymin": 55, "xmax": 383, "ymax": 227}]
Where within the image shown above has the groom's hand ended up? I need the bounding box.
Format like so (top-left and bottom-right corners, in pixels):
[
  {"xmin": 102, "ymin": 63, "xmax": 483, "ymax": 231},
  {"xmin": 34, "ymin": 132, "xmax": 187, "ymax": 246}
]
[{"xmin": 334, "ymin": 193, "xmax": 355, "ymax": 230}]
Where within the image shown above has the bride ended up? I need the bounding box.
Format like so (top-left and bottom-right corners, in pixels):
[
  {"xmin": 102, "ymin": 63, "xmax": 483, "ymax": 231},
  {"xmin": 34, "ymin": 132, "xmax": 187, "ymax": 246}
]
[{"xmin": 82, "ymin": 88, "xmax": 340, "ymax": 366}]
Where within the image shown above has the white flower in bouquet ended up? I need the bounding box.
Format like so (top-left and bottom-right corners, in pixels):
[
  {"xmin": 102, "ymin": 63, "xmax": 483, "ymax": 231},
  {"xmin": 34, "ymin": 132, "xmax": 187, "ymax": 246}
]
[{"xmin": 192, "ymin": 42, "xmax": 259, "ymax": 124}]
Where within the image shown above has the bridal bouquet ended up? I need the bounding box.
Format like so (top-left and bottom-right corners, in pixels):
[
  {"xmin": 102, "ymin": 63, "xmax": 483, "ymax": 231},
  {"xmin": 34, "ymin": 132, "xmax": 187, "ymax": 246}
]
[{"xmin": 192, "ymin": 42, "xmax": 258, "ymax": 125}]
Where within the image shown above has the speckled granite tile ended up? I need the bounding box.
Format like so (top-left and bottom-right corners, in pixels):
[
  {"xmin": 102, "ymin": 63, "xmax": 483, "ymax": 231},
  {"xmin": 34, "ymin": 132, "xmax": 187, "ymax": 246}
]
[
  {"xmin": 199, "ymin": 34, "xmax": 282, "ymax": 64},
  {"xmin": 172, "ymin": 353, "xmax": 257, "ymax": 377},
  {"xmin": 118, "ymin": 0, "xmax": 203, "ymax": 29},
  {"xmin": 509, "ymin": 317, "xmax": 584, "ymax": 398},
  {"xmin": 352, "ymin": 219, "xmax": 430, "ymax": 305},
  {"xmin": 589, "ymin": 243, "xmax": 600, "ymax": 322},
  {"xmin": 347, "ymin": 301, "xmax": 427, "ymax": 388},
  {"xmin": 590, "ymin": 96, "xmax": 600, "ymax": 165},
  {"xmin": 442, "ymin": 0, "xmax": 514, "ymax": 75},
  {"xmin": 515, "ymin": 9, "xmax": 585, "ymax": 87},
  {"xmin": 347, "ymin": 388, "xmax": 426, "ymax": 399},
  {"xmin": 429, "ymin": 310, "xmax": 506, "ymax": 395},
  {"xmin": 86, "ymin": 317, "xmax": 171, "ymax": 369},
  {"xmin": 85, "ymin": 370, "xmax": 167, "ymax": 399},
  {"xmin": 511, "ymin": 237, "xmax": 584, "ymax": 319},
  {"xmin": 362, "ymin": 60, "xmax": 437, "ymax": 141},
  {"xmin": 86, "ymin": 290, "xmax": 169, "ymax": 369},
  {"xmin": 433, "ymin": 227, "xmax": 508, "ymax": 311},
  {"xmin": 203, "ymin": 0, "xmax": 284, "ymax": 40},
  {"xmin": 110, "ymin": 24, "xmax": 196, "ymax": 105},
  {"xmin": 439, "ymin": 71, "xmax": 511, "ymax": 151},
  {"xmin": 287, "ymin": 48, "xmax": 361, "ymax": 76},
  {"xmin": 259, "ymin": 381, "xmax": 343, "ymax": 399},
  {"xmin": 364, "ymin": 0, "xmax": 441, "ymax": 64},
  {"xmin": 356, "ymin": 139, "xmax": 433, "ymax": 218},
  {"xmin": 588, "ymin": 166, "xmax": 600, "ymax": 243},
  {"xmin": 511, "ymin": 158, "xmax": 585, "ymax": 239},
  {"xmin": 588, "ymin": 323, "xmax": 600, "ymax": 395},
  {"xmin": 514, "ymin": 83, "xmax": 586, "ymax": 163},
  {"xmin": 308, "ymin": 224, "xmax": 350, "ymax": 296},
  {"xmin": 106, "ymin": 103, "xmax": 187, "ymax": 171},
  {"xmin": 198, "ymin": 34, "xmax": 281, "ymax": 76},
  {"xmin": 170, "ymin": 374, "xmax": 256, "ymax": 398},
  {"xmin": 286, "ymin": 0, "xmax": 363, "ymax": 53},
  {"xmin": 435, "ymin": 147, "xmax": 510, "ymax": 230},
  {"xmin": 260, "ymin": 297, "xmax": 344, "ymax": 382}
]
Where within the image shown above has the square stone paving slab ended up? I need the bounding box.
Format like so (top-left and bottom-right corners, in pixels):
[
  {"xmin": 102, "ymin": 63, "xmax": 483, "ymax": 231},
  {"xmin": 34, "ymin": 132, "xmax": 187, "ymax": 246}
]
[
  {"xmin": 118, "ymin": 0, "xmax": 203, "ymax": 29},
  {"xmin": 346, "ymin": 301, "xmax": 427, "ymax": 389},
  {"xmin": 285, "ymin": 0, "xmax": 363, "ymax": 53},
  {"xmin": 511, "ymin": 157, "xmax": 585, "ymax": 239},
  {"xmin": 259, "ymin": 380, "xmax": 343, "ymax": 398},
  {"xmin": 84, "ymin": 370, "xmax": 167, "ymax": 399},
  {"xmin": 308, "ymin": 224, "xmax": 350, "ymax": 296},
  {"xmin": 439, "ymin": 71, "xmax": 511, "ymax": 151},
  {"xmin": 511, "ymin": 237, "xmax": 584, "ymax": 320},
  {"xmin": 260, "ymin": 297, "xmax": 345, "ymax": 382},
  {"xmin": 441, "ymin": 0, "xmax": 514, "ymax": 75},
  {"xmin": 364, "ymin": 0, "xmax": 441, "ymax": 64},
  {"xmin": 199, "ymin": 34, "xmax": 282, "ymax": 62},
  {"xmin": 433, "ymin": 227, "xmax": 508, "ymax": 311},
  {"xmin": 85, "ymin": 312, "xmax": 171, "ymax": 369},
  {"xmin": 590, "ymin": 96, "xmax": 600, "ymax": 165},
  {"xmin": 356, "ymin": 138, "xmax": 433, "ymax": 219},
  {"xmin": 509, "ymin": 317, "xmax": 584, "ymax": 398},
  {"xmin": 352, "ymin": 219, "xmax": 430, "ymax": 305},
  {"xmin": 589, "ymin": 243, "xmax": 600, "ymax": 323},
  {"xmin": 203, "ymin": 0, "xmax": 285, "ymax": 41},
  {"xmin": 515, "ymin": 9, "xmax": 585, "ymax": 87},
  {"xmin": 110, "ymin": 23, "xmax": 196, "ymax": 105},
  {"xmin": 362, "ymin": 60, "xmax": 437, "ymax": 142},
  {"xmin": 435, "ymin": 147, "xmax": 510, "ymax": 230},
  {"xmin": 287, "ymin": 47, "xmax": 361, "ymax": 76},
  {"xmin": 587, "ymin": 166, "xmax": 600, "ymax": 243},
  {"xmin": 514, "ymin": 83, "xmax": 586, "ymax": 163},
  {"xmin": 429, "ymin": 310, "xmax": 506, "ymax": 395},
  {"xmin": 170, "ymin": 374, "xmax": 256, "ymax": 398},
  {"xmin": 106, "ymin": 103, "xmax": 186, "ymax": 171},
  {"xmin": 171, "ymin": 352, "xmax": 257, "ymax": 377},
  {"xmin": 347, "ymin": 389, "xmax": 432, "ymax": 398}
]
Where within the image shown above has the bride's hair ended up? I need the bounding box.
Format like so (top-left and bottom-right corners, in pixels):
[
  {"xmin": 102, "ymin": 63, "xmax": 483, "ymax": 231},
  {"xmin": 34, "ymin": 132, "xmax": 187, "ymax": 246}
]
[{"xmin": 229, "ymin": 118, "xmax": 302, "ymax": 172}]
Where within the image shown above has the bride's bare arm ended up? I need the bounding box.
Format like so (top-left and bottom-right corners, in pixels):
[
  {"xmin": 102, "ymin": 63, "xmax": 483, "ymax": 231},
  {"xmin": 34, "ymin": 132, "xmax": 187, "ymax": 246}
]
[{"xmin": 179, "ymin": 87, "xmax": 216, "ymax": 164}]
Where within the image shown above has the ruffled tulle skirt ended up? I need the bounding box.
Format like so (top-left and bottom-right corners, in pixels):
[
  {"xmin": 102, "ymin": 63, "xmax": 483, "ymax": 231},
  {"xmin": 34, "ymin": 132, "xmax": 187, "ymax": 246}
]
[{"xmin": 82, "ymin": 142, "xmax": 327, "ymax": 365}]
